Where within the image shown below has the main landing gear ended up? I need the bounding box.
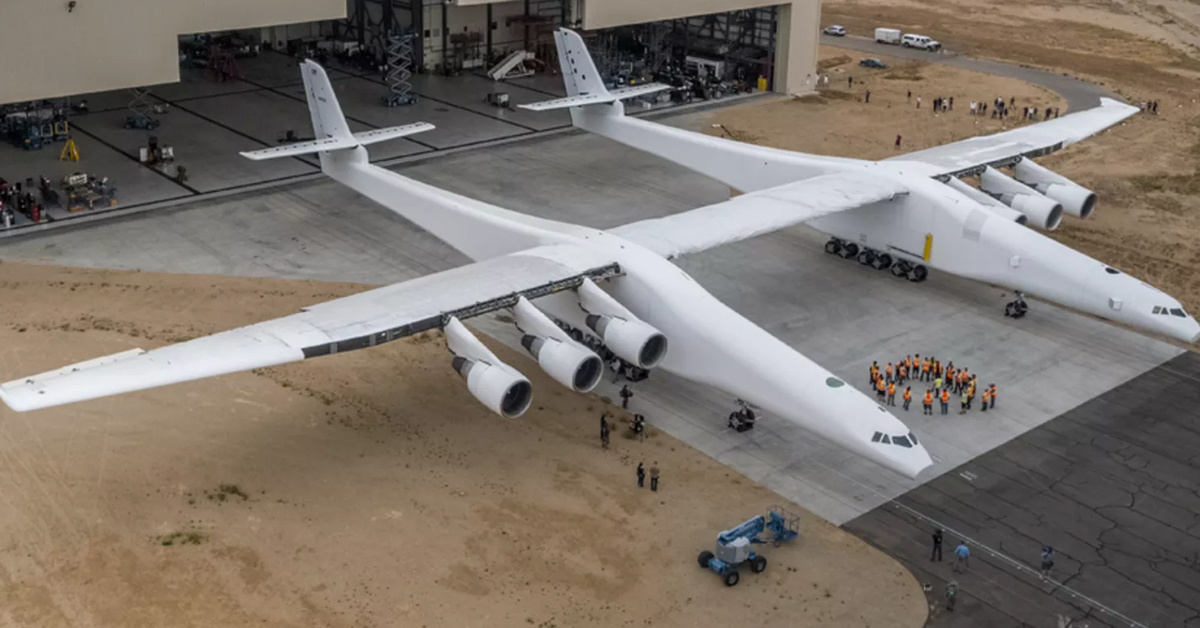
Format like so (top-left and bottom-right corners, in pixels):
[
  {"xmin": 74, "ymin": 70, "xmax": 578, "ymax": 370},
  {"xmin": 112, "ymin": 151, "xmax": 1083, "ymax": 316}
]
[
  {"xmin": 825, "ymin": 238, "xmax": 927, "ymax": 282},
  {"xmin": 1004, "ymin": 291, "xmax": 1029, "ymax": 319}
]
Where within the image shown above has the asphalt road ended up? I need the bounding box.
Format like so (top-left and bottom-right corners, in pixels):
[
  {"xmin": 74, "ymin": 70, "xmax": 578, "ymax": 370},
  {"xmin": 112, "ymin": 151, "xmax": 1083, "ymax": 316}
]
[
  {"xmin": 846, "ymin": 351, "xmax": 1200, "ymax": 627},
  {"xmin": 821, "ymin": 34, "xmax": 1117, "ymax": 113}
]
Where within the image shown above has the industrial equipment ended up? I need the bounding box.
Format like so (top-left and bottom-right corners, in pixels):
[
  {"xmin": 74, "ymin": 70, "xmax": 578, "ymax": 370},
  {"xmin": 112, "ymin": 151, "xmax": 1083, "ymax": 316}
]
[
  {"xmin": 484, "ymin": 92, "xmax": 510, "ymax": 108},
  {"xmin": 727, "ymin": 399, "xmax": 757, "ymax": 432},
  {"xmin": 62, "ymin": 173, "xmax": 117, "ymax": 212},
  {"xmin": 382, "ymin": 30, "xmax": 417, "ymax": 107},
  {"xmin": 488, "ymin": 50, "xmax": 535, "ymax": 81},
  {"xmin": 697, "ymin": 507, "xmax": 800, "ymax": 586}
]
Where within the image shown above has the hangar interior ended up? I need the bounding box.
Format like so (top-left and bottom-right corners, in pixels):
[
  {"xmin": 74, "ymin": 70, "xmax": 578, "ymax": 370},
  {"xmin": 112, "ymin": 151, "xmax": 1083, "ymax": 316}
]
[{"xmin": 0, "ymin": 0, "xmax": 813, "ymax": 234}]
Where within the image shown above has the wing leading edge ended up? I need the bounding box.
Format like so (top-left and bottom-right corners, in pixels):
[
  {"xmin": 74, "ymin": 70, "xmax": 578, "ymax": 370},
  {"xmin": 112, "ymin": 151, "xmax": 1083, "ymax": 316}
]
[
  {"xmin": 0, "ymin": 246, "xmax": 619, "ymax": 412},
  {"xmin": 610, "ymin": 172, "xmax": 908, "ymax": 258}
]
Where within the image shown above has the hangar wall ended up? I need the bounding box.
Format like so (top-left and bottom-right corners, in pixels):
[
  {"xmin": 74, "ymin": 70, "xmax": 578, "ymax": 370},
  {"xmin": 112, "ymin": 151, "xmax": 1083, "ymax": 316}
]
[{"xmin": 0, "ymin": 0, "xmax": 345, "ymax": 104}]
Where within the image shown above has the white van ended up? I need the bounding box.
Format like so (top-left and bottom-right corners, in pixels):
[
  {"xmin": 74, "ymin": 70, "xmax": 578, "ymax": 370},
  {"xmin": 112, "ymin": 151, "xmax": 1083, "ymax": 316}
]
[
  {"xmin": 874, "ymin": 28, "xmax": 901, "ymax": 45},
  {"xmin": 901, "ymin": 33, "xmax": 941, "ymax": 51}
]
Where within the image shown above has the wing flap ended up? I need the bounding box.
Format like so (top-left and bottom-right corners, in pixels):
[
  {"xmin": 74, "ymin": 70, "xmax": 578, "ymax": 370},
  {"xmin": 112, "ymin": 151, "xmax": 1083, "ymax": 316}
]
[
  {"xmin": 889, "ymin": 98, "xmax": 1139, "ymax": 176},
  {"xmin": 0, "ymin": 246, "xmax": 620, "ymax": 412},
  {"xmin": 518, "ymin": 83, "xmax": 669, "ymax": 112},
  {"xmin": 611, "ymin": 172, "xmax": 908, "ymax": 258}
]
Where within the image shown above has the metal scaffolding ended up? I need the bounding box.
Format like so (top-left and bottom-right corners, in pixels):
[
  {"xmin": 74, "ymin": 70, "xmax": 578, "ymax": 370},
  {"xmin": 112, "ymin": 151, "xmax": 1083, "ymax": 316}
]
[{"xmin": 382, "ymin": 30, "xmax": 417, "ymax": 106}]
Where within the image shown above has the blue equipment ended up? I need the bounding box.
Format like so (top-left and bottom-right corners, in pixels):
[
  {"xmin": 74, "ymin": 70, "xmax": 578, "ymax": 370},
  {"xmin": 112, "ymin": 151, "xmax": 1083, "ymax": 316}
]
[{"xmin": 697, "ymin": 506, "xmax": 800, "ymax": 586}]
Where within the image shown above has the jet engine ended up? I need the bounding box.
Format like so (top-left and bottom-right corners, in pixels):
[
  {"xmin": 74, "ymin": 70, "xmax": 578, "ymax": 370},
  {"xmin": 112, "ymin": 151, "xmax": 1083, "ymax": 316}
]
[
  {"xmin": 445, "ymin": 317, "xmax": 532, "ymax": 418},
  {"xmin": 980, "ymin": 167, "xmax": 1063, "ymax": 231},
  {"xmin": 576, "ymin": 279, "xmax": 668, "ymax": 369},
  {"xmin": 944, "ymin": 177, "xmax": 1028, "ymax": 225},
  {"xmin": 1013, "ymin": 159, "xmax": 1097, "ymax": 219},
  {"xmin": 513, "ymin": 297, "xmax": 603, "ymax": 393}
]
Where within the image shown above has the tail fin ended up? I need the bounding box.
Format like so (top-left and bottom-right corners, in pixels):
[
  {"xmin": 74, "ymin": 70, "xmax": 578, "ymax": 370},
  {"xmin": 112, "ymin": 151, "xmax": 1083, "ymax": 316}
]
[
  {"xmin": 300, "ymin": 59, "xmax": 353, "ymax": 141},
  {"xmin": 240, "ymin": 60, "xmax": 433, "ymax": 162},
  {"xmin": 518, "ymin": 29, "xmax": 669, "ymax": 112}
]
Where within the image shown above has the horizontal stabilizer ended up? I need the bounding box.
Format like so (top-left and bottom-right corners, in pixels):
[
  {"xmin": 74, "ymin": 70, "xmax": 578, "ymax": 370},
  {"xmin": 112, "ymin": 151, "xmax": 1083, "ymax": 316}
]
[
  {"xmin": 518, "ymin": 83, "xmax": 669, "ymax": 112},
  {"xmin": 239, "ymin": 122, "xmax": 435, "ymax": 160}
]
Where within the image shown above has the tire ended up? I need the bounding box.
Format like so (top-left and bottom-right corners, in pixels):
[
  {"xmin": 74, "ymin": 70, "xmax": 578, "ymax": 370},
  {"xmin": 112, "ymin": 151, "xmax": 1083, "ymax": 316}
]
[
  {"xmin": 840, "ymin": 242, "xmax": 859, "ymax": 259},
  {"xmin": 856, "ymin": 249, "xmax": 875, "ymax": 266},
  {"xmin": 908, "ymin": 265, "xmax": 929, "ymax": 282},
  {"xmin": 890, "ymin": 261, "xmax": 908, "ymax": 277},
  {"xmin": 824, "ymin": 240, "xmax": 841, "ymax": 255},
  {"xmin": 723, "ymin": 570, "xmax": 740, "ymax": 587},
  {"xmin": 873, "ymin": 253, "xmax": 892, "ymax": 270},
  {"xmin": 698, "ymin": 550, "xmax": 714, "ymax": 569},
  {"xmin": 750, "ymin": 556, "xmax": 767, "ymax": 573}
]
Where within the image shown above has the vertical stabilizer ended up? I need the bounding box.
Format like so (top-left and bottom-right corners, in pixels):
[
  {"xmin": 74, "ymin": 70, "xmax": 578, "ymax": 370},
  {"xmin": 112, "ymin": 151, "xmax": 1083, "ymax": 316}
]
[
  {"xmin": 553, "ymin": 28, "xmax": 609, "ymax": 98},
  {"xmin": 300, "ymin": 59, "xmax": 353, "ymax": 141}
]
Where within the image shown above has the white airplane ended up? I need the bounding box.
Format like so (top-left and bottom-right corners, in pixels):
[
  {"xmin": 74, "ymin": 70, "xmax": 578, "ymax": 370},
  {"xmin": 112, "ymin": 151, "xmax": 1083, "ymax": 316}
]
[
  {"xmin": 0, "ymin": 59, "xmax": 932, "ymax": 479},
  {"xmin": 524, "ymin": 29, "xmax": 1200, "ymax": 345}
]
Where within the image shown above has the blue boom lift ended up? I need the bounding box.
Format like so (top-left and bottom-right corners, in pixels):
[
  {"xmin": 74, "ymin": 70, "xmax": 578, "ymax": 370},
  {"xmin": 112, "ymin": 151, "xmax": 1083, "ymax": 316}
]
[{"xmin": 697, "ymin": 506, "xmax": 801, "ymax": 586}]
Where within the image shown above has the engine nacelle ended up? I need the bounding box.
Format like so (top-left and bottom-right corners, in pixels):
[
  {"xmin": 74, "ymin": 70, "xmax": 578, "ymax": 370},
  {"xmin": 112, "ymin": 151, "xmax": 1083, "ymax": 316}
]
[
  {"xmin": 445, "ymin": 317, "xmax": 532, "ymax": 418},
  {"xmin": 520, "ymin": 335, "xmax": 603, "ymax": 392},
  {"xmin": 980, "ymin": 167, "xmax": 1063, "ymax": 231},
  {"xmin": 584, "ymin": 314, "xmax": 668, "ymax": 369},
  {"xmin": 1013, "ymin": 159, "xmax": 1096, "ymax": 219},
  {"xmin": 576, "ymin": 278, "xmax": 668, "ymax": 369},
  {"xmin": 944, "ymin": 177, "xmax": 1028, "ymax": 225}
]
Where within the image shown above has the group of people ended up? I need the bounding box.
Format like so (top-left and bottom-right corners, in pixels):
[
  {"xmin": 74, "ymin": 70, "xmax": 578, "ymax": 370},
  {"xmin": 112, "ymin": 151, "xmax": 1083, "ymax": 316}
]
[
  {"xmin": 931, "ymin": 529, "xmax": 1056, "ymax": 611},
  {"xmin": 1141, "ymin": 100, "xmax": 1160, "ymax": 114},
  {"xmin": 869, "ymin": 354, "xmax": 997, "ymax": 415}
]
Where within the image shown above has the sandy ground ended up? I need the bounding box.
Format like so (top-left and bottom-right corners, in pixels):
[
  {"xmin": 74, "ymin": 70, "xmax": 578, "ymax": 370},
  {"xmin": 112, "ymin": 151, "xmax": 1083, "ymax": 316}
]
[
  {"xmin": 701, "ymin": 21, "xmax": 1200, "ymax": 323},
  {"xmin": 0, "ymin": 263, "xmax": 927, "ymax": 628}
]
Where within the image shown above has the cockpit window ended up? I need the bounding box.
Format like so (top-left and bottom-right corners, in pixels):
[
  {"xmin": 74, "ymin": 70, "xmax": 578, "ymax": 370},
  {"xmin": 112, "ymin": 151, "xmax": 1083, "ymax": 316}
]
[
  {"xmin": 874, "ymin": 431, "xmax": 919, "ymax": 448},
  {"xmin": 872, "ymin": 432, "xmax": 883, "ymax": 443},
  {"xmin": 1153, "ymin": 306, "xmax": 1163, "ymax": 315},
  {"xmin": 909, "ymin": 432, "xmax": 919, "ymax": 446},
  {"xmin": 1171, "ymin": 308, "xmax": 1187, "ymax": 318},
  {"xmin": 893, "ymin": 435, "xmax": 912, "ymax": 448},
  {"xmin": 1105, "ymin": 267, "xmax": 1120, "ymax": 275},
  {"xmin": 881, "ymin": 434, "xmax": 891, "ymax": 444}
]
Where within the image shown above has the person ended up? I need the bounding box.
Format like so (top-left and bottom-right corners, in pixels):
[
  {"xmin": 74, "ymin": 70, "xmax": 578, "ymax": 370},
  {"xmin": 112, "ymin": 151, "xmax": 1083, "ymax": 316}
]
[
  {"xmin": 1040, "ymin": 546, "xmax": 1054, "ymax": 579},
  {"xmin": 600, "ymin": 413, "xmax": 611, "ymax": 448},
  {"xmin": 636, "ymin": 461, "xmax": 646, "ymax": 488},
  {"xmin": 848, "ymin": 75, "xmax": 853, "ymax": 88},
  {"xmin": 940, "ymin": 388, "xmax": 950, "ymax": 415},
  {"xmin": 934, "ymin": 375, "xmax": 943, "ymax": 390},
  {"xmin": 960, "ymin": 391, "xmax": 969, "ymax": 415},
  {"xmin": 981, "ymin": 388, "xmax": 990, "ymax": 412},
  {"xmin": 869, "ymin": 361, "xmax": 879, "ymax": 385},
  {"xmin": 903, "ymin": 386, "xmax": 912, "ymax": 411},
  {"xmin": 898, "ymin": 364, "xmax": 907, "ymax": 384},
  {"xmin": 823, "ymin": 74, "xmax": 830, "ymax": 87},
  {"xmin": 931, "ymin": 529, "xmax": 944, "ymax": 561},
  {"xmin": 895, "ymin": 134, "xmax": 902, "ymax": 149},
  {"xmin": 989, "ymin": 383, "xmax": 997, "ymax": 409},
  {"xmin": 948, "ymin": 96, "xmax": 954, "ymax": 111},
  {"xmin": 865, "ymin": 89, "xmax": 870, "ymax": 104},
  {"xmin": 916, "ymin": 96, "xmax": 921, "ymax": 109},
  {"xmin": 953, "ymin": 542, "xmax": 970, "ymax": 572},
  {"xmin": 620, "ymin": 384, "xmax": 633, "ymax": 410},
  {"xmin": 945, "ymin": 581, "xmax": 959, "ymax": 611},
  {"xmin": 632, "ymin": 413, "xmax": 647, "ymax": 441},
  {"xmin": 876, "ymin": 376, "xmax": 887, "ymax": 401},
  {"xmin": 650, "ymin": 461, "xmax": 660, "ymax": 492},
  {"xmin": 922, "ymin": 390, "xmax": 933, "ymax": 415},
  {"xmin": 887, "ymin": 381, "xmax": 896, "ymax": 406},
  {"xmin": 922, "ymin": 358, "xmax": 931, "ymax": 382},
  {"xmin": 907, "ymin": 89, "xmax": 911, "ymax": 101},
  {"xmin": 970, "ymin": 101, "xmax": 976, "ymax": 115},
  {"xmin": 968, "ymin": 378, "xmax": 977, "ymax": 409}
]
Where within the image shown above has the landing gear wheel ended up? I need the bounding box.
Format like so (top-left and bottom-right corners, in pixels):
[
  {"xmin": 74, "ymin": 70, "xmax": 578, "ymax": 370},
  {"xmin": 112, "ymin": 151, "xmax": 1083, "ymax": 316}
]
[
  {"xmin": 824, "ymin": 239, "xmax": 841, "ymax": 255},
  {"xmin": 839, "ymin": 242, "xmax": 859, "ymax": 259},
  {"xmin": 907, "ymin": 265, "xmax": 929, "ymax": 283},
  {"xmin": 891, "ymin": 261, "xmax": 910, "ymax": 278},
  {"xmin": 750, "ymin": 556, "xmax": 768, "ymax": 573},
  {"xmin": 873, "ymin": 253, "xmax": 892, "ymax": 270},
  {"xmin": 698, "ymin": 550, "xmax": 714, "ymax": 569},
  {"xmin": 856, "ymin": 249, "xmax": 876, "ymax": 266},
  {"xmin": 723, "ymin": 570, "xmax": 741, "ymax": 587}
]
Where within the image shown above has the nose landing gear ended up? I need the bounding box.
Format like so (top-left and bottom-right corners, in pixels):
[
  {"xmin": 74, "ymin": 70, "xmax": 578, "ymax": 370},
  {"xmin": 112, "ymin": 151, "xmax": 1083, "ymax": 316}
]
[
  {"xmin": 1004, "ymin": 291, "xmax": 1028, "ymax": 318},
  {"xmin": 826, "ymin": 238, "xmax": 927, "ymax": 282}
]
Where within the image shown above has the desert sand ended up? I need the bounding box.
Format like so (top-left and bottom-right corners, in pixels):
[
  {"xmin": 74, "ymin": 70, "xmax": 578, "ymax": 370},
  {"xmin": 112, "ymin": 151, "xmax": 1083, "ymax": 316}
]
[
  {"xmin": 0, "ymin": 263, "xmax": 926, "ymax": 627},
  {"xmin": 701, "ymin": 2, "xmax": 1200, "ymax": 326}
]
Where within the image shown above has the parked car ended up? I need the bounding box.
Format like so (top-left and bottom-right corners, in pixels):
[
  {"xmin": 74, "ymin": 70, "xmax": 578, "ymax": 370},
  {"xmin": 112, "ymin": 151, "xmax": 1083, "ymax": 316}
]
[
  {"xmin": 823, "ymin": 25, "xmax": 846, "ymax": 36},
  {"xmin": 874, "ymin": 27, "xmax": 901, "ymax": 45},
  {"xmin": 859, "ymin": 57, "xmax": 887, "ymax": 69},
  {"xmin": 901, "ymin": 33, "xmax": 941, "ymax": 51}
]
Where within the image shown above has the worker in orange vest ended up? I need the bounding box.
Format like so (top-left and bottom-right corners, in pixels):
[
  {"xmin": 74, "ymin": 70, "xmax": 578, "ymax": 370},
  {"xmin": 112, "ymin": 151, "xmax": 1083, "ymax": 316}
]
[
  {"xmin": 922, "ymin": 390, "xmax": 934, "ymax": 415},
  {"xmin": 989, "ymin": 383, "xmax": 997, "ymax": 409},
  {"xmin": 898, "ymin": 364, "xmax": 908, "ymax": 384},
  {"xmin": 921, "ymin": 359, "xmax": 931, "ymax": 382},
  {"xmin": 886, "ymin": 363, "xmax": 894, "ymax": 382},
  {"xmin": 869, "ymin": 362, "xmax": 879, "ymax": 385},
  {"xmin": 939, "ymin": 388, "xmax": 950, "ymax": 415},
  {"xmin": 876, "ymin": 376, "xmax": 887, "ymax": 401},
  {"xmin": 933, "ymin": 360, "xmax": 942, "ymax": 378},
  {"xmin": 887, "ymin": 381, "xmax": 897, "ymax": 406},
  {"xmin": 967, "ymin": 379, "xmax": 977, "ymax": 409},
  {"xmin": 981, "ymin": 388, "xmax": 991, "ymax": 412},
  {"xmin": 903, "ymin": 386, "xmax": 912, "ymax": 411}
]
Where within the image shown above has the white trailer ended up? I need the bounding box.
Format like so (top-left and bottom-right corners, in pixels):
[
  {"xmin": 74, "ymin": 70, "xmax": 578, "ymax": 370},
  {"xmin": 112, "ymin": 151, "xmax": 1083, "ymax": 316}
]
[{"xmin": 875, "ymin": 28, "xmax": 901, "ymax": 44}]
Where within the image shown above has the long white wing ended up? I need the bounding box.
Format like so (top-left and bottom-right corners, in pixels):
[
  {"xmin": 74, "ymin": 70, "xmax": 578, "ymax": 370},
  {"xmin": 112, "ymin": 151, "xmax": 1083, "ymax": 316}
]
[
  {"xmin": 609, "ymin": 172, "xmax": 908, "ymax": 258},
  {"xmin": 0, "ymin": 245, "xmax": 618, "ymax": 412},
  {"xmin": 889, "ymin": 97, "xmax": 1139, "ymax": 177}
]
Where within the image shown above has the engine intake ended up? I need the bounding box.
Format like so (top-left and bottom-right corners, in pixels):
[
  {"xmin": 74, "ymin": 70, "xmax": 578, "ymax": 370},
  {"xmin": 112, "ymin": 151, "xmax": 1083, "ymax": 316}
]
[
  {"xmin": 944, "ymin": 177, "xmax": 1028, "ymax": 225},
  {"xmin": 980, "ymin": 167, "xmax": 1063, "ymax": 231},
  {"xmin": 585, "ymin": 314, "xmax": 668, "ymax": 369},
  {"xmin": 1013, "ymin": 159, "xmax": 1096, "ymax": 219}
]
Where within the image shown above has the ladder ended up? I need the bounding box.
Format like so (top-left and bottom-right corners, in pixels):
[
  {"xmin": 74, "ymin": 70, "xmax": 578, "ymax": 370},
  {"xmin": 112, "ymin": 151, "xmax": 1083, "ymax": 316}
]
[
  {"xmin": 60, "ymin": 137, "xmax": 80, "ymax": 161},
  {"xmin": 381, "ymin": 30, "xmax": 417, "ymax": 107}
]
